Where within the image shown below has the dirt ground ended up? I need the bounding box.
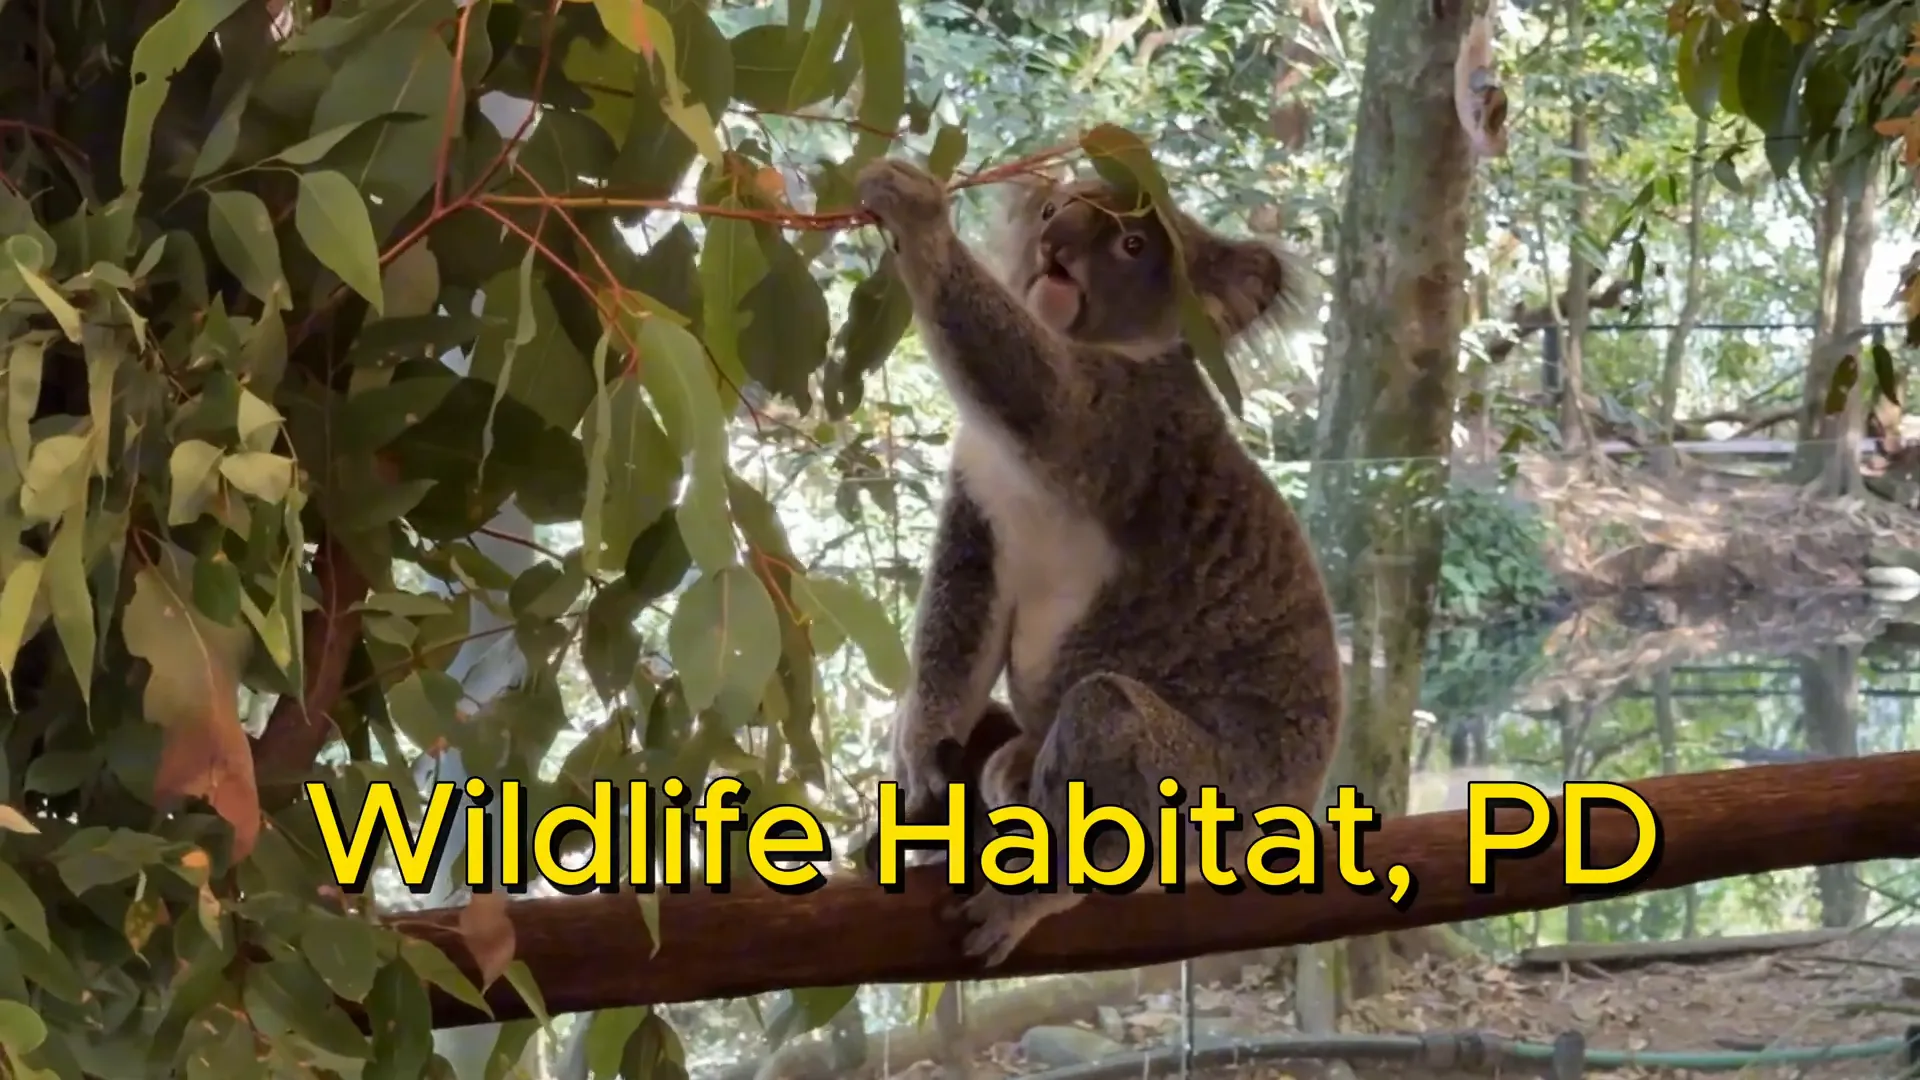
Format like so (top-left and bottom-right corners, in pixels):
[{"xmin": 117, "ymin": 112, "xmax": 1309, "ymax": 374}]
[
  {"xmin": 1513, "ymin": 455, "xmax": 1920, "ymax": 596},
  {"xmin": 952, "ymin": 929, "xmax": 1920, "ymax": 1079}
]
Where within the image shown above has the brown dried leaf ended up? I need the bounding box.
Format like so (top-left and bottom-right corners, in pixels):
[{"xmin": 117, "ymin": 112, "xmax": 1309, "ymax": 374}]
[
  {"xmin": 459, "ymin": 889, "xmax": 516, "ymax": 990},
  {"xmin": 123, "ymin": 563, "xmax": 260, "ymax": 860}
]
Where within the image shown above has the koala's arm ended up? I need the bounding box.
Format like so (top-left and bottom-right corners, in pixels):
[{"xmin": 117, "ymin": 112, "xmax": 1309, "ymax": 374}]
[
  {"xmin": 902, "ymin": 241, "xmax": 1082, "ymax": 441},
  {"xmin": 891, "ymin": 482, "xmax": 1011, "ymax": 811},
  {"xmin": 857, "ymin": 163, "xmax": 1082, "ymax": 443}
]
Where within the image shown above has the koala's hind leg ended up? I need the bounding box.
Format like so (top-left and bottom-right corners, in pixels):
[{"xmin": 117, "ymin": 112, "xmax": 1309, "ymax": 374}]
[{"xmin": 952, "ymin": 672, "xmax": 1226, "ymax": 966}]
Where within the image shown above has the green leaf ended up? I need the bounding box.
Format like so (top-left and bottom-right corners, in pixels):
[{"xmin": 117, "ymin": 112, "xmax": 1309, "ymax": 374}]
[
  {"xmin": 790, "ymin": 573, "xmax": 907, "ymax": 693},
  {"xmin": 385, "ymin": 669, "xmax": 463, "ymax": 750},
  {"xmin": 237, "ymin": 387, "xmax": 284, "ymax": 453},
  {"xmin": 824, "ymin": 253, "xmax": 912, "ymax": 418},
  {"xmin": 586, "ymin": 1008, "xmax": 649, "ymax": 1076},
  {"xmin": 1735, "ymin": 15, "xmax": 1801, "ymax": 138},
  {"xmin": 308, "ymin": 28, "xmax": 460, "ymax": 238},
  {"xmin": 848, "ymin": 0, "xmax": 905, "ymax": 160},
  {"xmin": 219, "ymin": 451, "xmax": 297, "ymax": 504},
  {"xmin": 592, "ymin": 0, "xmax": 670, "ymax": 57},
  {"xmin": 7, "ymin": 335, "xmax": 46, "ymax": 468},
  {"xmin": 399, "ymin": 937, "xmax": 492, "ymax": 1017},
  {"xmin": 669, "ymin": 565, "xmax": 782, "ymax": 719},
  {"xmin": 25, "ymin": 750, "xmax": 97, "ymax": 796},
  {"xmin": 1711, "ymin": 149, "xmax": 1744, "ymax": 195},
  {"xmin": 297, "ymin": 169, "xmax": 386, "ymax": 315},
  {"xmin": 1716, "ymin": 20, "xmax": 1751, "ymax": 120},
  {"xmin": 1675, "ymin": 16, "xmax": 1722, "ymax": 120},
  {"xmin": 381, "ymin": 242, "xmax": 441, "ymax": 320},
  {"xmin": 20, "ymin": 434, "xmax": 91, "ymax": 523},
  {"xmin": 0, "ymin": 860, "xmax": 50, "ymax": 950},
  {"xmin": 1080, "ymin": 123, "xmax": 1239, "ymax": 414},
  {"xmin": 927, "ymin": 123, "xmax": 968, "ymax": 181},
  {"xmin": 502, "ymin": 960, "xmax": 551, "ymax": 1030},
  {"xmin": 470, "ymin": 258, "xmax": 597, "ymax": 432},
  {"xmin": 0, "ymin": 558, "xmax": 43, "ymax": 706},
  {"xmin": 583, "ymin": 342, "xmax": 616, "ymax": 578},
  {"xmin": 243, "ymin": 958, "xmax": 371, "ymax": 1059},
  {"xmin": 698, "ymin": 209, "xmax": 770, "ymax": 401},
  {"xmin": 302, "ymin": 913, "xmax": 385, "ymax": 1002},
  {"xmin": 634, "ymin": 317, "xmax": 735, "ymax": 572},
  {"xmin": 11, "ymin": 256, "xmax": 81, "ymax": 344},
  {"xmin": 625, "ymin": 510, "xmax": 693, "ymax": 605},
  {"xmin": 0, "ymin": 999, "xmax": 46, "ymax": 1055},
  {"xmin": 169, "ymin": 440, "xmax": 226, "ymax": 525},
  {"xmin": 788, "ymin": 0, "xmax": 852, "ymax": 109},
  {"xmin": 764, "ymin": 986, "xmax": 857, "ymax": 1048},
  {"xmin": 731, "ymin": 25, "xmax": 808, "ymax": 111},
  {"xmin": 739, "ymin": 231, "xmax": 829, "ymax": 412},
  {"xmin": 207, "ymin": 189, "xmax": 291, "ymax": 312},
  {"xmin": 191, "ymin": 82, "xmax": 253, "ymax": 181},
  {"xmin": 45, "ymin": 514, "xmax": 95, "ymax": 708},
  {"xmin": 121, "ymin": 0, "xmax": 252, "ymax": 190},
  {"xmin": 636, "ymin": 892, "xmax": 663, "ymax": 960},
  {"xmin": 274, "ymin": 115, "xmax": 409, "ymax": 167},
  {"xmin": 580, "ymin": 368, "xmax": 679, "ymax": 574},
  {"xmin": 365, "ymin": 959, "xmax": 435, "ymax": 1080},
  {"xmin": 193, "ymin": 549, "xmax": 243, "ymax": 627},
  {"xmin": 583, "ymin": 581, "xmax": 643, "ymax": 704},
  {"xmin": 49, "ymin": 827, "xmax": 168, "ymax": 894}
]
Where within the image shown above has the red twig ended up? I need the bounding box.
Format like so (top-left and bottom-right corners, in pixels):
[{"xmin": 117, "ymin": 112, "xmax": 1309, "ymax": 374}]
[
  {"xmin": 0, "ymin": 119, "xmax": 90, "ymax": 162},
  {"xmin": 432, "ymin": 1, "xmax": 479, "ymax": 212}
]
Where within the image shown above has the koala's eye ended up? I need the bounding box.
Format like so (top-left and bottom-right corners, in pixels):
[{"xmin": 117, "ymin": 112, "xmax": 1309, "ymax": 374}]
[
  {"xmin": 1039, "ymin": 202, "xmax": 1056, "ymax": 220},
  {"xmin": 1120, "ymin": 233, "xmax": 1146, "ymax": 257}
]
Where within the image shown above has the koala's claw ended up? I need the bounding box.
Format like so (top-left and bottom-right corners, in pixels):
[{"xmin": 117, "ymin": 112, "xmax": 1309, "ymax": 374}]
[
  {"xmin": 952, "ymin": 889, "xmax": 1083, "ymax": 968},
  {"xmin": 855, "ymin": 157, "xmax": 950, "ymax": 232}
]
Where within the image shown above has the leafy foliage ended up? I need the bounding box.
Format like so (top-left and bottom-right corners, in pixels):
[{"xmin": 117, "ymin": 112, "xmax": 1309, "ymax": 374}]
[
  {"xmin": 1436, "ymin": 486, "xmax": 1562, "ymax": 622},
  {"xmin": 1661, "ymin": 0, "xmax": 1920, "ymax": 338},
  {"xmin": 0, "ymin": 0, "xmax": 1142, "ymax": 1071}
]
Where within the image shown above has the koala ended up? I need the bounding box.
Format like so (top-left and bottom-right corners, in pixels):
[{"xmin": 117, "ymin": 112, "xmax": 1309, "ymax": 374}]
[{"xmin": 854, "ymin": 154, "xmax": 1343, "ymax": 966}]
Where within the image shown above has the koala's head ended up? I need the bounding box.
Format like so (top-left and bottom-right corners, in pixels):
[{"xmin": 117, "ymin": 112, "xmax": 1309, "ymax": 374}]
[{"xmin": 989, "ymin": 171, "xmax": 1316, "ymax": 352}]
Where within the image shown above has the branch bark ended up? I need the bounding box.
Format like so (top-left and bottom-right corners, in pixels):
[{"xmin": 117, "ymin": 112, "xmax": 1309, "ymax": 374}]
[{"xmin": 375, "ymin": 751, "xmax": 1920, "ymax": 1030}]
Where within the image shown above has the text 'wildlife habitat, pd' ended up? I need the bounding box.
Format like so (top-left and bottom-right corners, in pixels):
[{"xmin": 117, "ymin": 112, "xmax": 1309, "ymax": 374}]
[{"xmin": 304, "ymin": 777, "xmax": 1664, "ymax": 899}]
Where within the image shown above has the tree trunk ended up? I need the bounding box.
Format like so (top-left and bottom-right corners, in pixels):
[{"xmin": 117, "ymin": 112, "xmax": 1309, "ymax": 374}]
[
  {"xmin": 1306, "ymin": 0, "xmax": 1477, "ymax": 1005},
  {"xmin": 1558, "ymin": 0, "xmax": 1595, "ymax": 453},
  {"xmin": 1813, "ymin": 172, "xmax": 1880, "ymax": 496},
  {"xmin": 1653, "ymin": 117, "xmax": 1709, "ymax": 478},
  {"xmin": 1792, "ymin": 169, "xmax": 1880, "ymax": 489},
  {"xmin": 1799, "ymin": 645, "xmax": 1865, "ymax": 927}
]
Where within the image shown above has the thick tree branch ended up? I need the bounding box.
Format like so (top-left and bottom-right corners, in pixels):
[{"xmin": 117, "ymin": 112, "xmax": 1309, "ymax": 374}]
[
  {"xmin": 374, "ymin": 751, "xmax": 1920, "ymax": 1030},
  {"xmin": 252, "ymin": 532, "xmax": 370, "ymax": 784}
]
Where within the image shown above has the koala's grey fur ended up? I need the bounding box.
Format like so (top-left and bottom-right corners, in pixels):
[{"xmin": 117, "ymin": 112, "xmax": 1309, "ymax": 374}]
[{"xmin": 854, "ymin": 156, "xmax": 1343, "ymax": 966}]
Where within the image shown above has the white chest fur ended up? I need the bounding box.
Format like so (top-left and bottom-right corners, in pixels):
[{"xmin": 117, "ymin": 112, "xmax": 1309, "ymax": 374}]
[{"xmin": 951, "ymin": 422, "xmax": 1120, "ymax": 709}]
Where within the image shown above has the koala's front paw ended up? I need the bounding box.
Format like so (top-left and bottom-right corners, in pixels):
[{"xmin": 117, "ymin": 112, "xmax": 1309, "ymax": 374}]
[{"xmin": 856, "ymin": 158, "xmax": 951, "ymax": 238}]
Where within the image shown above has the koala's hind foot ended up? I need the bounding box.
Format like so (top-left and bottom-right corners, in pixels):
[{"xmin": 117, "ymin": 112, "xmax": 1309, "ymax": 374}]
[
  {"xmin": 950, "ymin": 672, "xmax": 1228, "ymax": 966},
  {"xmin": 860, "ymin": 702, "xmax": 1025, "ymax": 880}
]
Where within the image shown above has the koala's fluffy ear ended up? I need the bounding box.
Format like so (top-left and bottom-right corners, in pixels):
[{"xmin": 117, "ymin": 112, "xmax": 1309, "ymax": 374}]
[{"xmin": 1182, "ymin": 224, "xmax": 1320, "ymax": 342}]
